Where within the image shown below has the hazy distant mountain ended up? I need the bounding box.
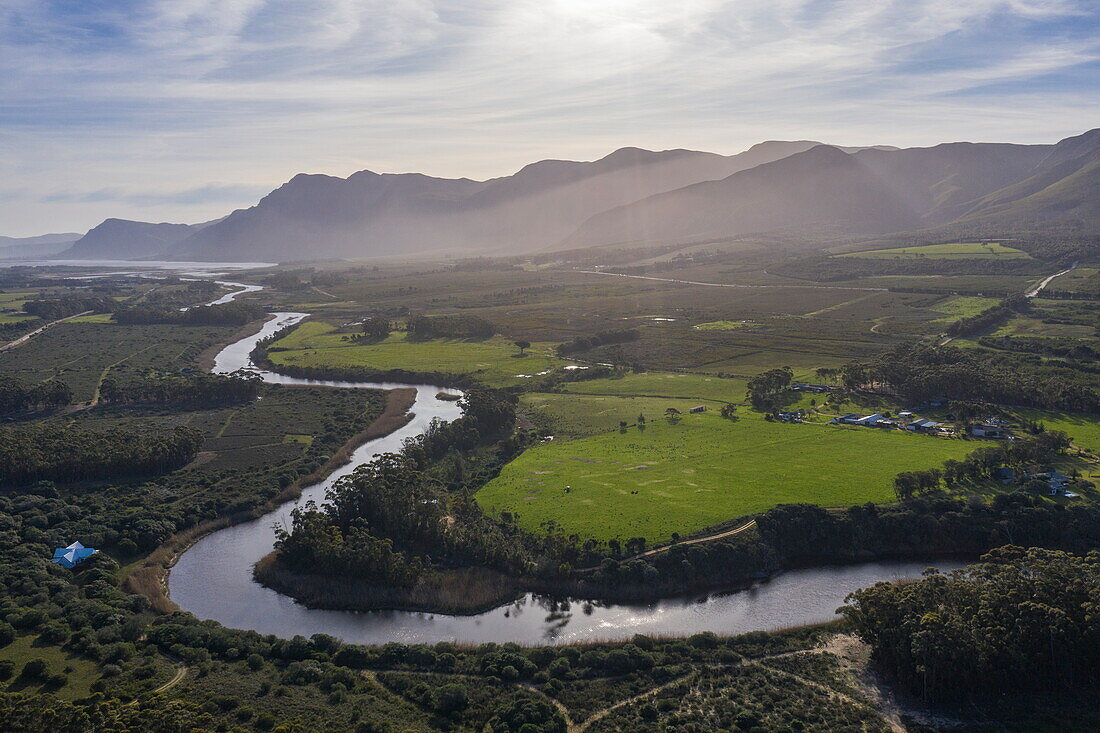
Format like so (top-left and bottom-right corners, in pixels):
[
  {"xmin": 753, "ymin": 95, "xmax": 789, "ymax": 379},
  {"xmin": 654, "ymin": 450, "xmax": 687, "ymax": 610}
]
[
  {"xmin": 0, "ymin": 232, "xmax": 81, "ymax": 259},
  {"xmin": 168, "ymin": 141, "xmax": 860, "ymax": 261},
  {"xmin": 562, "ymin": 131, "xmax": 1100, "ymax": 249},
  {"xmin": 564, "ymin": 145, "xmax": 920, "ymax": 248},
  {"xmin": 60, "ymin": 219, "xmax": 198, "ymax": 260},
  {"xmin": 948, "ymin": 129, "xmax": 1100, "ymax": 232},
  {"xmin": 43, "ymin": 130, "xmax": 1100, "ymax": 262}
]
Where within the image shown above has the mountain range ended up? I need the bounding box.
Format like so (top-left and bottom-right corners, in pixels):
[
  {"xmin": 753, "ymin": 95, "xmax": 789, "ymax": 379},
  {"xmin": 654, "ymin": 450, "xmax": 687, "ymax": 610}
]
[
  {"xmin": 37, "ymin": 128, "xmax": 1100, "ymax": 262},
  {"xmin": 0, "ymin": 232, "xmax": 81, "ymax": 260}
]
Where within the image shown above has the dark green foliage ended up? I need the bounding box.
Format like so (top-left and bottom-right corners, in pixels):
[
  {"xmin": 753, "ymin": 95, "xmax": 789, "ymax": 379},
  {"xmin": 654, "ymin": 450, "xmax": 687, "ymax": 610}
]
[
  {"xmin": 746, "ymin": 366, "xmax": 793, "ymax": 410},
  {"xmin": 407, "ymin": 314, "xmax": 494, "ymax": 339},
  {"xmin": 113, "ymin": 301, "xmax": 267, "ymax": 326},
  {"xmin": 99, "ymin": 370, "xmax": 261, "ymax": 408},
  {"xmin": 0, "ymin": 376, "xmax": 71, "ymax": 415},
  {"xmin": 839, "ymin": 343, "xmax": 1099, "ymax": 412},
  {"xmin": 979, "ymin": 335, "xmax": 1099, "ymax": 361},
  {"xmin": 358, "ymin": 316, "xmax": 391, "ymax": 340},
  {"xmin": 945, "ymin": 294, "xmax": 1030, "ymax": 337},
  {"xmin": 0, "ymin": 425, "xmax": 204, "ymax": 485},
  {"xmin": 555, "ymin": 328, "xmax": 638, "ymax": 356},
  {"xmin": 22, "ymin": 297, "xmax": 116, "ymax": 320},
  {"xmin": 842, "ymin": 546, "xmax": 1100, "ymax": 703}
]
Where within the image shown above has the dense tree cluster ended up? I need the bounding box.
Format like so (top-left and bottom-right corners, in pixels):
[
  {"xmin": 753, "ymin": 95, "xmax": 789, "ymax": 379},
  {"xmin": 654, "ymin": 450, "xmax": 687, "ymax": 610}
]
[
  {"xmin": 838, "ymin": 343, "xmax": 1100, "ymax": 412},
  {"xmin": 979, "ymin": 334, "xmax": 1098, "ymax": 361},
  {"xmin": 406, "ymin": 314, "xmax": 495, "ymax": 339},
  {"xmin": 275, "ymin": 505, "xmax": 424, "ymax": 587},
  {"xmin": 113, "ymin": 302, "xmax": 267, "ymax": 326},
  {"xmin": 842, "ymin": 546, "xmax": 1100, "ymax": 703},
  {"xmin": 99, "ymin": 370, "xmax": 260, "ymax": 407},
  {"xmin": 0, "ymin": 376, "xmax": 71, "ymax": 415},
  {"xmin": 21, "ymin": 297, "xmax": 116, "ymax": 320},
  {"xmin": 0, "ymin": 425, "xmax": 204, "ymax": 485},
  {"xmin": 892, "ymin": 430, "xmax": 1071, "ymax": 500},
  {"xmin": 357, "ymin": 316, "xmax": 391, "ymax": 340},
  {"xmin": 555, "ymin": 329, "xmax": 639, "ymax": 356},
  {"xmin": 746, "ymin": 366, "xmax": 793, "ymax": 411},
  {"xmin": 945, "ymin": 294, "xmax": 1030, "ymax": 338}
]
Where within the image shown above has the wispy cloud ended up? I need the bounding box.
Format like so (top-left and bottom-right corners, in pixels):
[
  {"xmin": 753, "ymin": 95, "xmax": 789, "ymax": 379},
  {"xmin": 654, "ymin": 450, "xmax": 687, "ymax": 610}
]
[{"xmin": 2, "ymin": 0, "xmax": 1098, "ymax": 235}]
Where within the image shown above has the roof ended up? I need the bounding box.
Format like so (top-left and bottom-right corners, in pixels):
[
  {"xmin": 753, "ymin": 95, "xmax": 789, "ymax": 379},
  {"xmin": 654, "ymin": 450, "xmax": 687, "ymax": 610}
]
[{"xmin": 51, "ymin": 541, "xmax": 97, "ymax": 568}]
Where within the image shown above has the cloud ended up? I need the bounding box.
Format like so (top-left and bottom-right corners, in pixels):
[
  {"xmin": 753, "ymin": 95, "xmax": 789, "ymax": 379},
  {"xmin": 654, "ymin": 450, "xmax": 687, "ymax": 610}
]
[
  {"xmin": 1, "ymin": 0, "xmax": 1099, "ymax": 235},
  {"xmin": 40, "ymin": 184, "xmax": 272, "ymax": 207}
]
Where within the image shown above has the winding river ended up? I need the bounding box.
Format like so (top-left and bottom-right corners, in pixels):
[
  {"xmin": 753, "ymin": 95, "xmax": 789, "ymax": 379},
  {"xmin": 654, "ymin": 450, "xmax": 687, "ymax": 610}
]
[{"xmin": 170, "ymin": 296, "xmax": 965, "ymax": 645}]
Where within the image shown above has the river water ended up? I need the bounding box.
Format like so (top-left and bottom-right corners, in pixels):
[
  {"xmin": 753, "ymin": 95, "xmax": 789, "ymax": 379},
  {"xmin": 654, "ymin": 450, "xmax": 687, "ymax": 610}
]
[{"xmin": 169, "ymin": 295, "xmax": 965, "ymax": 645}]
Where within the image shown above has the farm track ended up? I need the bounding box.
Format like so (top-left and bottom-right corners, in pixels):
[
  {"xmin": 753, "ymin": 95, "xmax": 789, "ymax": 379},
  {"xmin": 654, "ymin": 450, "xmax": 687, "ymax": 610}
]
[
  {"xmin": 0, "ymin": 310, "xmax": 92, "ymax": 353},
  {"xmin": 576, "ymin": 519, "xmax": 757, "ymax": 572},
  {"xmin": 356, "ymin": 638, "xmax": 887, "ymax": 732}
]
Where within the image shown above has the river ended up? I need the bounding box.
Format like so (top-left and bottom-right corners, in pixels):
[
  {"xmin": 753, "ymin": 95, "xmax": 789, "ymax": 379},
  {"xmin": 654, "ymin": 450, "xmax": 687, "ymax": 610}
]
[{"xmin": 169, "ymin": 290, "xmax": 965, "ymax": 645}]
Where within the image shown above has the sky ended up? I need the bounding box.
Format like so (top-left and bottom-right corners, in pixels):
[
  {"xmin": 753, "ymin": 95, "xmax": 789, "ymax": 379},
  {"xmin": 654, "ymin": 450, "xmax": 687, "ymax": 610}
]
[{"xmin": 2, "ymin": 0, "xmax": 1099, "ymax": 237}]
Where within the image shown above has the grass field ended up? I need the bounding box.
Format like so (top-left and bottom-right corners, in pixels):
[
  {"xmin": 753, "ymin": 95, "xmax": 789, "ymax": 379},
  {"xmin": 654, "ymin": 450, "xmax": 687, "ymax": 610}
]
[
  {"xmin": 930, "ymin": 295, "xmax": 1001, "ymax": 322},
  {"xmin": 990, "ymin": 316, "xmax": 1096, "ymax": 339},
  {"xmin": 1042, "ymin": 266, "xmax": 1099, "ymax": 295},
  {"xmin": 522, "ymin": 393, "xmax": 705, "ymax": 438},
  {"xmin": 477, "ymin": 410, "xmax": 976, "ymax": 542},
  {"xmin": 837, "ymin": 242, "xmax": 1031, "ymax": 260},
  {"xmin": 562, "ymin": 372, "xmax": 749, "ymax": 402},
  {"xmin": 0, "ymin": 634, "xmax": 102, "ymax": 701},
  {"xmin": 268, "ymin": 326, "xmax": 563, "ymax": 386}
]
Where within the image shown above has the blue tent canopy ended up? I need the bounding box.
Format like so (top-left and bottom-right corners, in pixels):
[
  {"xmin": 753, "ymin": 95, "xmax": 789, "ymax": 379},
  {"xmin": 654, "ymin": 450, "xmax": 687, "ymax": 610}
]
[{"xmin": 52, "ymin": 541, "xmax": 97, "ymax": 569}]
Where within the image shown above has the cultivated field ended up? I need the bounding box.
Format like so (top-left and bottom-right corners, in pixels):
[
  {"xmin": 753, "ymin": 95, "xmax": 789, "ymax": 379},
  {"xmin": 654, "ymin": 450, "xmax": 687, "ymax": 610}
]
[
  {"xmin": 477, "ymin": 410, "xmax": 975, "ymax": 542},
  {"xmin": 837, "ymin": 242, "xmax": 1031, "ymax": 259}
]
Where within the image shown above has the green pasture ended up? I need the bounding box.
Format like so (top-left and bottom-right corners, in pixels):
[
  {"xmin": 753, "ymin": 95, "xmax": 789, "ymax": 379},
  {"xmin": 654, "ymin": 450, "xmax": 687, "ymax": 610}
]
[
  {"xmin": 268, "ymin": 326, "xmax": 562, "ymax": 387},
  {"xmin": 837, "ymin": 242, "xmax": 1030, "ymax": 260},
  {"xmin": 0, "ymin": 634, "xmax": 102, "ymax": 701},
  {"xmin": 929, "ymin": 295, "xmax": 1001, "ymax": 322},
  {"xmin": 990, "ymin": 316, "xmax": 1095, "ymax": 339},
  {"xmin": 521, "ymin": 393, "xmax": 704, "ymax": 437},
  {"xmin": 0, "ymin": 313, "xmax": 34, "ymax": 324},
  {"xmin": 477, "ymin": 410, "xmax": 975, "ymax": 542},
  {"xmin": 1000, "ymin": 408, "xmax": 1100, "ymax": 455},
  {"xmin": 562, "ymin": 372, "xmax": 749, "ymax": 403}
]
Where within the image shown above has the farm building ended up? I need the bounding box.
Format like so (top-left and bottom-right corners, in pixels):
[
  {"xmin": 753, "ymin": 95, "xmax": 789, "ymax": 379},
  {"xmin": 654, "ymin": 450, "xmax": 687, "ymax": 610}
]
[
  {"xmin": 51, "ymin": 541, "xmax": 97, "ymax": 569},
  {"xmin": 833, "ymin": 413, "xmax": 860, "ymax": 424},
  {"xmin": 971, "ymin": 423, "xmax": 1009, "ymax": 438},
  {"xmin": 689, "ymin": 405, "xmax": 706, "ymax": 414},
  {"xmin": 906, "ymin": 418, "xmax": 942, "ymax": 433}
]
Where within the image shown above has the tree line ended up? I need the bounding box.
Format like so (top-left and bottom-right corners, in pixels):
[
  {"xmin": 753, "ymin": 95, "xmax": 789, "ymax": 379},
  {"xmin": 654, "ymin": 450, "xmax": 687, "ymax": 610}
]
[
  {"xmin": 99, "ymin": 370, "xmax": 261, "ymax": 408},
  {"xmin": 406, "ymin": 314, "xmax": 495, "ymax": 339},
  {"xmin": 0, "ymin": 425, "xmax": 204, "ymax": 485},
  {"xmin": 745, "ymin": 366, "xmax": 793, "ymax": 411},
  {"xmin": 113, "ymin": 302, "xmax": 267, "ymax": 326},
  {"xmin": 838, "ymin": 343, "xmax": 1100, "ymax": 412},
  {"xmin": 22, "ymin": 296, "xmax": 116, "ymax": 320},
  {"xmin": 842, "ymin": 546, "xmax": 1099, "ymax": 703},
  {"xmin": 979, "ymin": 334, "xmax": 1098, "ymax": 361},
  {"xmin": 944, "ymin": 293, "xmax": 1030, "ymax": 338},
  {"xmin": 0, "ymin": 377, "xmax": 71, "ymax": 415},
  {"xmin": 892, "ymin": 430, "xmax": 1070, "ymax": 500},
  {"xmin": 555, "ymin": 329, "xmax": 639, "ymax": 356}
]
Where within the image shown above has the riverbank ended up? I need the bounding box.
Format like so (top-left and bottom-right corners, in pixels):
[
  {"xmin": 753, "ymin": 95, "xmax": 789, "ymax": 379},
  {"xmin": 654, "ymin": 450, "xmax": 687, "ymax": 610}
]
[
  {"xmin": 124, "ymin": 386, "xmax": 419, "ymax": 612},
  {"xmin": 195, "ymin": 315, "xmax": 271, "ymax": 371}
]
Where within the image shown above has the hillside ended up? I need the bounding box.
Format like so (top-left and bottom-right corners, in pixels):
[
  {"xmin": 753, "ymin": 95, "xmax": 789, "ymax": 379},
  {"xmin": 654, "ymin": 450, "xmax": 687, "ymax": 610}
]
[
  {"xmin": 563, "ymin": 145, "xmax": 920, "ymax": 247},
  {"xmin": 0, "ymin": 232, "xmax": 81, "ymax": 260},
  {"xmin": 60, "ymin": 218, "xmax": 197, "ymax": 259},
  {"xmin": 169, "ymin": 142, "xmax": 832, "ymax": 262}
]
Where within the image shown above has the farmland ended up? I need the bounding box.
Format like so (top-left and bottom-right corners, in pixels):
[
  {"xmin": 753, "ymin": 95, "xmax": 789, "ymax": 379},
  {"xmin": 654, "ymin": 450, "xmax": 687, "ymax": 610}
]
[
  {"xmin": 837, "ymin": 242, "xmax": 1031, "ymax": 259},
  {"xmin": 267, "ymin": 325, "xmax": 563, "ymax": 386},
  {"xmin": 477, "ymin": 410, "xmax": 976, "ymax": 542}
]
